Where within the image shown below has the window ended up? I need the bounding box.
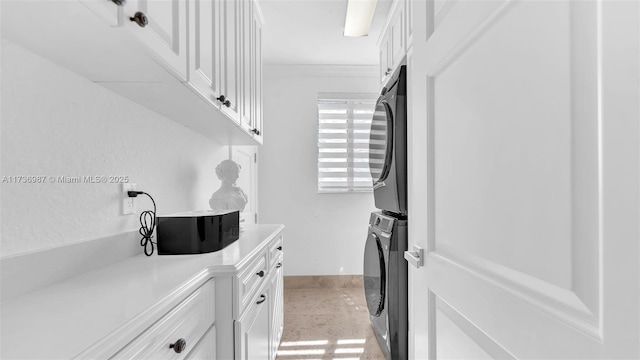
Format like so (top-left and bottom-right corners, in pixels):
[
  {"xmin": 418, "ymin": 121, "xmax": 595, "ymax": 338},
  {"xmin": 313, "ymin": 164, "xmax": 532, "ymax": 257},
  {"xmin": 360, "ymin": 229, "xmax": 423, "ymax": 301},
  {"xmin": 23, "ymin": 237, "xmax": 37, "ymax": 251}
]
[{"xmin": 317, "ymin": 93, "xmax": 378, "ymax": 193}]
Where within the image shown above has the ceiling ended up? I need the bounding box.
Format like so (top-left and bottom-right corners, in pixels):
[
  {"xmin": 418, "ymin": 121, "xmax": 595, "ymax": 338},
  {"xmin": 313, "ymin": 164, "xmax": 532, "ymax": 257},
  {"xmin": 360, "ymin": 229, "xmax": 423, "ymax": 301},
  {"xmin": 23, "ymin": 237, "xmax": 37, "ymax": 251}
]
[{"xmin": 259, "ymin": 0, "xmax": 393, "ymax": 65}]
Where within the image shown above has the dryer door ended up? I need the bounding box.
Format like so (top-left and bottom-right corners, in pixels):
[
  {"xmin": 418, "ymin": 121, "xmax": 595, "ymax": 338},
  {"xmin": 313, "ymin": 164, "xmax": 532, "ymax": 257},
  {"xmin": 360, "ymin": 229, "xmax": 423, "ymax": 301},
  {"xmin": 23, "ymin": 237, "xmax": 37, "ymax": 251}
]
[
  {"xmin": 364, "ymin": 231, "xmax": 386, "ymax": 317},
  {"xmin": 369, "ymin": 101, "xmax": 394, "ymax": 186}
]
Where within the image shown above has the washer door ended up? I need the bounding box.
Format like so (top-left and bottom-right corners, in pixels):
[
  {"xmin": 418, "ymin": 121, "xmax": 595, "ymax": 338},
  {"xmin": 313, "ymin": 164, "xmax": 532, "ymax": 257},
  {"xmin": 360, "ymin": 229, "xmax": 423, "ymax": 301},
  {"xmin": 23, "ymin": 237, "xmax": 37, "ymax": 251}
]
[
  {"xmin": 369, "ymin": 101, "xmax": 394, "ymax": 185},
  {"xmin": 363, "ymin": 231, "xmax": 386, "ymax": 317}
]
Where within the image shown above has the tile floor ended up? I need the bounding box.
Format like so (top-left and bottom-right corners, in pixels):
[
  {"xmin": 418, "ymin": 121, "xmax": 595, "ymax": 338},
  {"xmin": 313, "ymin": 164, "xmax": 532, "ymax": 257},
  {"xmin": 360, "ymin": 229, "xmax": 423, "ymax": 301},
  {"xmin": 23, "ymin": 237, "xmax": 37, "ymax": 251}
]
[{"xmin": 276, "ymin": 276, "xmax": 386, "ymax": 360}]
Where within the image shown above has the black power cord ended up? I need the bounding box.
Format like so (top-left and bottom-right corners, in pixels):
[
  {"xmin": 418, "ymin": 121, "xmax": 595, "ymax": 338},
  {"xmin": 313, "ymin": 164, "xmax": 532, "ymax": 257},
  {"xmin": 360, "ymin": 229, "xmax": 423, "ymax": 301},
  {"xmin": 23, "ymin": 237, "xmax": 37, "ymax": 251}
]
[{"xmin": 128, "ymin": 191, "xmax": 157, "ymax": 256}]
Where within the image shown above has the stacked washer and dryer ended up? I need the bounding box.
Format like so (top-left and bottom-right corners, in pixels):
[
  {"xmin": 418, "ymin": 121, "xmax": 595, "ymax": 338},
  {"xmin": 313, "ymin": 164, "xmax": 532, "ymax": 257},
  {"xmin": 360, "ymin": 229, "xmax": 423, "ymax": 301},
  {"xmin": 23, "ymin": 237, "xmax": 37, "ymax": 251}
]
[{"xmin": 363, "ymin": 64, "xmax": 408, "ymax": 360}]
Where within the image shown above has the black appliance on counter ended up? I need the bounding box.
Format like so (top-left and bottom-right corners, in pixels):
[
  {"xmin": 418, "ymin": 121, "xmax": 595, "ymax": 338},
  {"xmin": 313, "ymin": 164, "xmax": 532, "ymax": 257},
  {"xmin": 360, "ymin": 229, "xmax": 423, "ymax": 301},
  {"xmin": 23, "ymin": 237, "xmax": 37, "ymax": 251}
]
[
  {"xmin": 364, "ymin": 63, "xmax": 409, "ymax": 360},
  {"xmin": 156, "ymin": 210, "xmax": 239, "ymax": 255}
]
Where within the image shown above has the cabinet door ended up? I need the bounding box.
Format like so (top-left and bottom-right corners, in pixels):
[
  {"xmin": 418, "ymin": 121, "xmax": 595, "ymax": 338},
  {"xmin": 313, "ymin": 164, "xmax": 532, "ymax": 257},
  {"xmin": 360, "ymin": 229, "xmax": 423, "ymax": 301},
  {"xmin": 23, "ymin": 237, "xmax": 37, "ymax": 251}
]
[
  {"xmin": 112, "ymin": 279, "xmax": 215, "ymax": 359},
  {"xmin": 405, "ymin": 0, "xmax": 413, "ymax": 49},
  {"xmin": 220, "ymin": 0, "xmax": 241, "ymax": 123},
  {"xmin": 124, "ymin": 0, "xmax": 188, "ymax": 81},
  {"xmin": 189, "ymin": 0, "xmax": 221, "ymax": 104},
  {"xmin": 235, "ymin": 292, "xmax": 270, "ymax": 360},
  {"xmin": 269, "ymin": 266, "xmax": 283, "ymax": 360},
  {"xmin": 380, "ymin": 35, "xmax": 391, "ymax": 84},
  {"xmin": 389, "ymin": 1, "xmax": 406, "ymax": 70},
  {"xmin": 251, "ymin": 4, "xmax": 263, "ymax": 141},
  {"xmin": 79, "ymin": 0, "xmax": 122, "ymax": 26},
  {"xmin": 239, "ymin": 0, "xmax": 253, "ymax": 131}
]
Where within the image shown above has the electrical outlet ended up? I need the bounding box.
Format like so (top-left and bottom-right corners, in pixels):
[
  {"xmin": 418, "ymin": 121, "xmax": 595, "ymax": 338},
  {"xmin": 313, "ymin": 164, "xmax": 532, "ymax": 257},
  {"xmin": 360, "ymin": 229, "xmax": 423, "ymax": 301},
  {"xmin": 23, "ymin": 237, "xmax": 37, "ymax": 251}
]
[{"xmin": 122, "ymin": 183, "xmax": 137, "ymax": 215}]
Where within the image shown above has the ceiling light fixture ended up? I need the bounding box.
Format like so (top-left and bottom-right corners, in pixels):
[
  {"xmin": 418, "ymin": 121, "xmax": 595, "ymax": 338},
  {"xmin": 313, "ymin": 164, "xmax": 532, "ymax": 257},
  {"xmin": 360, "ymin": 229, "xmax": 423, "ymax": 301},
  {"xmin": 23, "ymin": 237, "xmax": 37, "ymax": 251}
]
[{"xmin": 343, "ymin": 0, "xmax": 378, "ymax": 37}]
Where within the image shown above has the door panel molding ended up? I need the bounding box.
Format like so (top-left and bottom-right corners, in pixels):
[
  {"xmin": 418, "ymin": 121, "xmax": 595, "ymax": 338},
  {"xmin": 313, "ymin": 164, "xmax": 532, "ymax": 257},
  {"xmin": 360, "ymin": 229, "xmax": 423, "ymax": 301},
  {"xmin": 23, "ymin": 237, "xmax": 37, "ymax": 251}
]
[
  {"xmin": 425, "ymin": 0, "xmax": 514, "ymax": 76},
  {"xmin": 140, "ymin": 0, "xmax": 180, "ymax": 52},
  {"xmin": 435, "ymin": 295, "xmax": 516, "ymax": 359},
  {"xmin": 426, "ymin": 0, "xmax": 602, "ymax": 319},
  {"xmin": 428, "ymin": 254, "xmax": 603, "ymax": 358},
  {"xmin": 434, "ymin": 0, "xmax": 457, "ymax": 30},
  {"xmin": 429, "ymin": 247, "xmax": 600, "ymax": 339}
]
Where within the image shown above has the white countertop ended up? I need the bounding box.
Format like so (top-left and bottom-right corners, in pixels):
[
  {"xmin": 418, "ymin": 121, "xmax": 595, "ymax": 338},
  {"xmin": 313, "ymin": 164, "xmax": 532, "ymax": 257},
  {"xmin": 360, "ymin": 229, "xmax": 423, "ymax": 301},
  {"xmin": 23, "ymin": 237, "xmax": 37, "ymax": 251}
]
[{"xmin": 0, "ymin": 224, "xmax": 284, "ymax": 359}]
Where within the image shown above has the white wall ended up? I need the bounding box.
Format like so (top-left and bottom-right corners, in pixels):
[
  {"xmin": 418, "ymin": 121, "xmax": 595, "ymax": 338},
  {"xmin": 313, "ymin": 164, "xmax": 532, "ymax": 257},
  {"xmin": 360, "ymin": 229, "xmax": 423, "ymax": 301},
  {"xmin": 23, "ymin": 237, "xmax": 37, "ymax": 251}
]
[
  {"xmin": 0, "ymin": 40, "xmax": 229, "ymax": 256},
  {"xmin": 259, "ymin": 65, "xmax": 378, "ymax": 276}
]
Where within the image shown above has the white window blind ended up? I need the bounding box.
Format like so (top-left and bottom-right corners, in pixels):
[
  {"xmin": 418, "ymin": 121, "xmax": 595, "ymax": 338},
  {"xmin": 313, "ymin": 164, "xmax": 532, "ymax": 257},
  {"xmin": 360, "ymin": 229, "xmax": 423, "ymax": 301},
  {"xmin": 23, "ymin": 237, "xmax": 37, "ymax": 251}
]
[{"xmin": 317, "ymin": 93, "xmax": 378, "ymax": 193}]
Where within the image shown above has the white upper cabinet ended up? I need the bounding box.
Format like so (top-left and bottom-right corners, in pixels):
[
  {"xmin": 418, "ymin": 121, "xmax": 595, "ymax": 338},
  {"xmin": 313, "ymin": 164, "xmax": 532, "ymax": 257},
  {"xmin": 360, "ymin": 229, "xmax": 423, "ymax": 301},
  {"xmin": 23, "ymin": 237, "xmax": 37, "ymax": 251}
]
[
  {"xmin": 379, "ymin": 32, "xmax": 391, "ymax": 83},
  {"xmin": 188, "ymin": 0, "xmax": 222, "ymax": 104},
  {"xmin": 80, "ymin": 0, "xmax": 122, "ymax": 27},
  {"xmin": 220, "ymin": 0, "xmax": 242, "ymax": 124},
  {"xmin": 240, "ymin": 0, "xmax": 254, "ymax": 131},
  {"xmin": 124, "ymin": 0, "xmax": 188, "ymax": 81},
  {"xmin": 405, "ymin": 0, "xmax": 413, "ymax": 48},
  {"xmin": 378, "ymin": 0, "xmax": 410, "ymax": 85},
  {"xmin": 187, "ymin": 0, "xmax": 241, "ymax": 125},
  {"xmin": 250, "ymin": 1, "xmax": 264, "ymax": 142},
  {"xmin": 2, "ymin": 0, "xmax": 265, "ymax": 145},
  {"xmin": 389, "ymin": 2, "xmax": 405, "ymax": 70},
  {"xmin": 237, "ymin": 0, "xmax": 264, "ymax": 141}
]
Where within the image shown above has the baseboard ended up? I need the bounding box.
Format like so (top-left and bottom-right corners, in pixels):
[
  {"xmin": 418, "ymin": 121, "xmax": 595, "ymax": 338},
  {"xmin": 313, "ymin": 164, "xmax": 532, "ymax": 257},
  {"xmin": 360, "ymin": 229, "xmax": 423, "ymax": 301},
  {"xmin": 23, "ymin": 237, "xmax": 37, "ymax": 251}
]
[{"xmin": 284, "ymin": 275, "xmax": 363, "ymax": 289}]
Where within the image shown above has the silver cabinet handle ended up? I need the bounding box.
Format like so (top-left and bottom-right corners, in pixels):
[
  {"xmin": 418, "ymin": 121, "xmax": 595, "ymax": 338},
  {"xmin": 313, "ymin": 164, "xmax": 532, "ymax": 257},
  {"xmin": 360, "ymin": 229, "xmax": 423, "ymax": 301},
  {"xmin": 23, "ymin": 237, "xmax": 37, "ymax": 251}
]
[{"xmin": 404, "ymin": 245, "xmax": 424, "ymax": 268}]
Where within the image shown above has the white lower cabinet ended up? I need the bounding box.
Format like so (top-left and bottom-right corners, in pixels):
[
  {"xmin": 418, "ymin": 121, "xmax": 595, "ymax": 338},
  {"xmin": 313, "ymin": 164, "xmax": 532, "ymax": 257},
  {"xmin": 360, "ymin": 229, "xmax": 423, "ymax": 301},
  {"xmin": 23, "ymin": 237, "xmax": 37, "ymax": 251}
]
[
  {"xmin": 235, "ymin": 289, "xmax": 271, "ymax": 360},
  {"xmin": 185, "ymin": 326, "xmax": 216, "ymax": 360},
  {"xmin": 212, "ymin": 232, "xmax": 284, "ymax": 360},
  {"xmin": 112, "ymin": 278, "xmax": 216, "ymax": 359},
  {"xmin": 107, "ymin": 233, "xmax": 284, "ymax": 360},
  {"xmin": 0, "ymin": 226, "xmax": 286, "ymax": 360},
  {"xmin": 269, "ymin": 265, "xmax": 284, "ymax": 358}
]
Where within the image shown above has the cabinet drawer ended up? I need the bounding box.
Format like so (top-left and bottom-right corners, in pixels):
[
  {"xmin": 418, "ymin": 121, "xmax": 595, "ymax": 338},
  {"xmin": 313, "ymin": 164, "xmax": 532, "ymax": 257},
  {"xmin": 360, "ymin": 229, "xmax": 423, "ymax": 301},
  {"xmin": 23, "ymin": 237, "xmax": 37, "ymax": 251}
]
[
  {"xmin": 112, "ymin": 279, "xmax": 215, "ymax": 359},
  {"xmin": 267, "ymin": 235, "xmax": 283, "ymax": 270},
  {"xmin": 184, "ymin": 324, "xmax": 216, "ymax": 360},
  {"xmin": 269, "ymin": 252, "xmax": 283, "ymax": 273},
  {"xmin": 237, "ymin": 252, "xmax": 268, "ymax": 315}
]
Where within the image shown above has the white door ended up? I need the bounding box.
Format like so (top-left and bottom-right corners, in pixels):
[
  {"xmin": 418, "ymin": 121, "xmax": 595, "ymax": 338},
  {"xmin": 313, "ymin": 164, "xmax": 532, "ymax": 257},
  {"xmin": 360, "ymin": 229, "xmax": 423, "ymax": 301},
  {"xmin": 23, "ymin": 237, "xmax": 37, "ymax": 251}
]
[
  {"xmin": 407, "ymin": 0, "xmax": 639, "ymax": 359},
  {"xmin": 232, "ymin": 146, "xmax": 258, "ymax": 225}
]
